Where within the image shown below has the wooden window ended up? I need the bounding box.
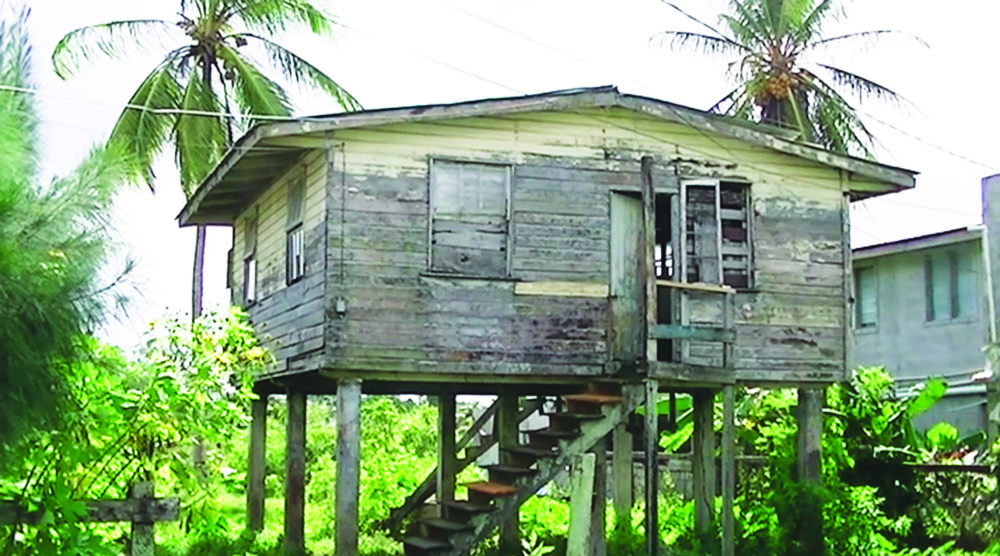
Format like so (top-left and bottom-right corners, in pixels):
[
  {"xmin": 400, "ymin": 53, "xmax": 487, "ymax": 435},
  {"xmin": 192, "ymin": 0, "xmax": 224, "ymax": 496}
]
[
  {"xmin": 854, "ymin": 266, "xmax": 876, "ymax": 329},
  {"xmin": 683, "ymin": 180, "xmax": 751, "ymax": 288},
  {"xmin": 243, "ymin": 209, "xmax": 258, "ymax": 305},
  {"xmin": 429, "ymin": 160, "xmax": 510, "ymax": 277},
  {"xmin": 286, "ymin": 177, "xmax": 306, "ymax": 284},
  {"xmin": 925, "ymin": 249, "xmax": 975, "ymax": 322}
]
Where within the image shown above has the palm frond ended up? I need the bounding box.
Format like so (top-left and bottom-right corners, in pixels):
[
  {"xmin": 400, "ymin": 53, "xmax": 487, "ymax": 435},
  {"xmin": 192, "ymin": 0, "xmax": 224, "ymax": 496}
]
[
  {"xmin": 52, "ymin": 20, "xmax": 178, "ymax": 79},
  {"xmin": 175, "ymin": 72, "xmax": 228, "ymax": 195},
  {"xmin": 236, "ymin": 33, "xmax": 361, "ymax": 111},
  {"xmin": 660, "ymin": 1, "xmax": 739, "ymax": 45},
  {"xmin": 814, "ymin": 63, "xmax": 902, "ymax": 105},
  {"xmin": 107, "ymin": 50, "xmax": 187, "ymax": 188},
  {"xmin": 215, "ymin": 44, "xmax": 291, "ymax": 124},
  {"xmin": 231, "ymin": 0, "xmax": 334, "ymax": 36},
  {"xmin": 811, "ymin": 29, "xmax": 928, "ymax": 49},
  {"xmin": 798, "ymin": 0, "xmax": 834, "ymax": 42},
  {"xmin": 725, "ymin": 0, "xmax": 771, "ymax": 44},
  {"xmin": 652, "ymin": 30, "xmax": 749, "ymax": 56},
  {"xmin": 777, "ymin": 0, "xmax": 814, "ymax": 38},
  {"xmin": 718, "ymin": 14, "xmax": 768, "ymax": 47},
  {"xmin": 799, "ymin": 71, "xmax": 875, "ymax": 156}
]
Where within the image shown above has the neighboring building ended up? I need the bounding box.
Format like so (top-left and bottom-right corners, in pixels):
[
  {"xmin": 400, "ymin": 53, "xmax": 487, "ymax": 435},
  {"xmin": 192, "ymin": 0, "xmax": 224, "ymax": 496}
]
[
  {"xmin": 852, "ymin": 226, "xmax": 989, "ymax": 434},
  {"xmin": 178, "ymin": 86, "xmax": 915, "ymax": 556}
]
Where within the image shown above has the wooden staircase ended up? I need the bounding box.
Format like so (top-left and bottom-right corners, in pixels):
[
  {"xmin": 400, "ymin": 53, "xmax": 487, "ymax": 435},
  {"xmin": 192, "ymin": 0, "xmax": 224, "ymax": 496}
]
[{"xmin": 402, "ymin": 383, "xmax": 644, "ymax": 556}]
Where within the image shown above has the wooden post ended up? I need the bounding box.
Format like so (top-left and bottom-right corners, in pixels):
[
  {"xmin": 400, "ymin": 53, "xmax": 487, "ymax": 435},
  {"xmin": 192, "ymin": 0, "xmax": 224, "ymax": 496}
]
[
  {"xmin": 692, "ymin": 390, "xmax": 715, "ymax": 535},
  {"xmin": 644, "ymin": 379, "xmax": 659, "ymax": 556},
  {"xmin": 129, "ymin": 481, "xmax": 154, "ymax": 556},
  {"xmin": 437, "ymin": 394, "xmax": 457, "ymax": 512},
  {"xmin": 567, "ymin": 453, "xmax": 596, "ymax": 556},
  {"xmin": 498, "ymin": 393, "xmax": 520, "ymax": 554},
  {"xmin": 284, "ymin": 391, "xmax": 307, "ymax": 555},
  {"xmin": 337, "ymin": 379, "xmax": 362, "ymax": 556},
  {"xmin": 797, "ymin": 387, "xmax": 825, "ymax": 555},
  {"xmin": 721, "ymin": 386, "xmax": 736, "ymax": 556},
  {"xmin": 641, "ymin": 156, "xmax": 658, "ymax": 361},
  {"xmin": 611, "ymin": 422, "xmax": 633, "ymax": 529},
  {"xmin": 591, "ymin": 438, "xmax": 607, "ymax": 556},
  {"xmin": 247, "ymin": 395, "xmax": 267, "ymax": 532}
]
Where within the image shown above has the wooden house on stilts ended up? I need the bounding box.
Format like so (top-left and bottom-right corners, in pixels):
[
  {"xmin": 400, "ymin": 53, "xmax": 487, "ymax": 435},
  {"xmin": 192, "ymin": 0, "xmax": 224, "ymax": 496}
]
[{"xmin": 177, "ymin": 86, "xmax": 916, "ymax": 556}]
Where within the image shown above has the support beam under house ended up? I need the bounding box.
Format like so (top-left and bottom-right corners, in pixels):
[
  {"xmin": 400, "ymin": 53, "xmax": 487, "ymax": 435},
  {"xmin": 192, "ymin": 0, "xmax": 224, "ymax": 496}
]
[
  {"xmin": 437, "ymin": 394, "xmax": 457, "ymax": 511},
  {"xmin": 644, "ymin": 379, "xmax": 659, "ymax": 556},
  {"xmin": 692, "ymin": 390, "xmax": 715, "ymax": 536},
  {"xmin": 337, "ymin": 379, "xmax": 362, "ymax": 556},
  {"xmin": 497, "ymin": 393, "xmax": 520, "ymax": 554},
  {"xmin": 284, "ymin": 391, "xmax": 306, "ymax": 555},
  {"xmin": 247, "ymin": 395, "xmax": 268, "ymax": 532}
]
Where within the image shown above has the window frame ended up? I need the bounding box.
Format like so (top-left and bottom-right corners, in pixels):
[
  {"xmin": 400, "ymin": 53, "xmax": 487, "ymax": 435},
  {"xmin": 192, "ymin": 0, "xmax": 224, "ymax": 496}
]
[
  {"xmin": 285, "ymin": 174, "xmax": 306, "ymax": 285},
  {"xmin": 853, "ymin": 265, "xmax": 877, "ymax": 330},
  {"xmin": 242, "ymin": 208, "xmax": 258, "ymax": 306},
  {"xmin": 679, "ymin": 178, "xmax": 753, "ymax": 289},
  {"xmin": 924, "ymin": 248, "xmax": 976, "ymax": 324},
  {"xmin": 426, "ymin": 158, "xmax": 513, "ymax": 278}
]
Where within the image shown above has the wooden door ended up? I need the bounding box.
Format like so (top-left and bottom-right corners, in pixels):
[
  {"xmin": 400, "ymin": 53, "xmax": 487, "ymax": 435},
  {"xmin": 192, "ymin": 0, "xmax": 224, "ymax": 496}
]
[{"xmin": 610, "ymin": 192, "xmax": 644, "ymax": 361}]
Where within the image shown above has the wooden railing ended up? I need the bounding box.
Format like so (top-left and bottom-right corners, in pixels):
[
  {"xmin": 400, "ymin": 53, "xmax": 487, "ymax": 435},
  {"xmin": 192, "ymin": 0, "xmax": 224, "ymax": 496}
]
[{"xmin": 650, "ymin": 280, "xmax": 736, "ymax": 369}]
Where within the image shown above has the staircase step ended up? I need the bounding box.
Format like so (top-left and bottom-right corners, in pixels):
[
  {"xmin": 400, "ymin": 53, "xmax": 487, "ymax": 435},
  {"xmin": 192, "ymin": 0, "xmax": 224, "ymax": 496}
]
[
  {"xmin": 564, "ymin": 393, "xmax": 625, "ymax": 414},
  {"xmin": 563, "ymin": 393, "xmax": 625, "ymax": 405},
  {"xmin": 484, "ymin": 464, "xmax": 537, "ymax": 483},
  {"xmin": 465, "ymin": 481, "xmax": 518, "ymax": 506},
  {"xmin": 403, "ymin": 536, "xmax": 451, "ymax": 555},
  {"xmin": 527, "ymin": 428, "xmax": 580, "ymax": 449},
  {"xmin": 464, "ymin": 481, "xmax": 518, "ymax": 496},
  {"xmin": 546, "ymin": 412, "xmax": 605, "ymax": 432},
  {"xmin": 502, "ymin": 445, "xmax": 557, "ymax": 467},
  {"xmin": 441, "ymin": 500, "xmax": 493, "ymax": 520},
  {"xmin": 420, "ymin": 517, "xmax": 474, "ymax": 539}
]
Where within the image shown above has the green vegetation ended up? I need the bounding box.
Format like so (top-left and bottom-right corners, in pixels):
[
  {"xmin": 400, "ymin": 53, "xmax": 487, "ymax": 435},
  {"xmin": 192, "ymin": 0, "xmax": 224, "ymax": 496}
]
[
  {"xmin": 52, "ymin": 0, "xmax": 361, "ymax": 316},
  {"xmin": 657, "ymin": 0, "xmax": 920, "ymax": 156},
  {"xmin": 0, "ymin": 6, "xmax": 129, "ymax": 452}
]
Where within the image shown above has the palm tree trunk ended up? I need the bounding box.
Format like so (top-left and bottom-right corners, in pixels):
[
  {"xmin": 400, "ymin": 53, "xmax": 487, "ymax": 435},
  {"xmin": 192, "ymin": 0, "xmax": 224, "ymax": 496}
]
[
  {"xmin": 191, "ymin": 224, "xmax": 206, "ymax": 319},
  {"xmin": 190, "ymin": 58, "xmax": 215, "ymax": 322}
]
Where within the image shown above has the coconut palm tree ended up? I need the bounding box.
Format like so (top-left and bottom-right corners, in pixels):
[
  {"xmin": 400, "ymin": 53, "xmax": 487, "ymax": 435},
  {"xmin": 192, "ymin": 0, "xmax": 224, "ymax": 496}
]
[
  {"xmin": 53, "ymin": 0, "xmax": 361, "ymax": 318},
  {"xmin": 657, "ymin": 0, "xmax": 916, "ymax": 156}
]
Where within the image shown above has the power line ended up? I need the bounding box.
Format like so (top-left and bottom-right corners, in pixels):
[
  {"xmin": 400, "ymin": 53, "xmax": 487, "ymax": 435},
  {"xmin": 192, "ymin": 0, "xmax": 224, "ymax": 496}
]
[{"xmin": 859, "ymin": 108, "xmax": 999, "ymax": 172}]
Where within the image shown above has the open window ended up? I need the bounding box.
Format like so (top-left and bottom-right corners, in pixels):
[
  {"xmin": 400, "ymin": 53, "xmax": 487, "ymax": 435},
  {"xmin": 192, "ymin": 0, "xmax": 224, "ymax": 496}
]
[
  {"xmin": 243, "ymin": 209, "xmax": 258, "ymax": 305},
  {"xmin": 683, "ymin": 180, "xmax": 751, "ymax": 288},
  {"xmin": 286, "ymin": 177, "xmax": 305, "ymax": 284},
  {"xmin": 429, "ymin": 160, "xmax": 511, "ymax": 277}
]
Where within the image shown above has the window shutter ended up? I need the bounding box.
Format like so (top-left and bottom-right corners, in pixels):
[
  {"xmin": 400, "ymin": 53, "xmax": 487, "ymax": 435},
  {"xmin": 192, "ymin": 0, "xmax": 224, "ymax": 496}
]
[{"xmin": 430, "ymin": 161, "xmax": 509, "ymax": 276}]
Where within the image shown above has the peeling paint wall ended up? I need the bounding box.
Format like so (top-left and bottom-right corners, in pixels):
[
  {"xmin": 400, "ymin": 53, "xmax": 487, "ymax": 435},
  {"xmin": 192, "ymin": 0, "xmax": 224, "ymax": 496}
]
[
  {"xmin": 304, "ymin": 106, "xmax": 853, "ymax": 384},
  {"xmin": 231, "ymin": 149, "xmax": 328, "ymax": 371}
]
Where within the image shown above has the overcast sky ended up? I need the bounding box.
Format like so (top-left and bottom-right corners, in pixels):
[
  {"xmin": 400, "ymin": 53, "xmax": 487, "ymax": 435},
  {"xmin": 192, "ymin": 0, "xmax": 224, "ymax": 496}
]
[{"xmin": 20, "ymin": 0, "xmax": 1000, "ymax": 350}]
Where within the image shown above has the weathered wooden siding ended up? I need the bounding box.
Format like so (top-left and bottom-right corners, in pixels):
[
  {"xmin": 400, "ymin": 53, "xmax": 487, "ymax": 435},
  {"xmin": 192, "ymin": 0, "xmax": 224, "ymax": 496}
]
[
  {"xmin": 319, "ymin": 106, "xmax": 852, "ymax": 383},
  {"xmin": 232, "ymin": 149, "xmax": 327, "ymax": 370}
]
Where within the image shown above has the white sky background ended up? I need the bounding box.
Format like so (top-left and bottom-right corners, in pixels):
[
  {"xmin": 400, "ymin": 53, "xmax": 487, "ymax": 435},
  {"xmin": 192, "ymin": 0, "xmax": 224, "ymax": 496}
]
[{"xmin": 20, "ymin": 0, "xmax": 1000, "ymax": 350}]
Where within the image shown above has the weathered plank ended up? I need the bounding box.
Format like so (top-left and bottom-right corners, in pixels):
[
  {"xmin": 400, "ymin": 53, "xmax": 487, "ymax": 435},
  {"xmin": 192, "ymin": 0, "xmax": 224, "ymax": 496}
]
[
  {"xmin": 337, "ymin": 379, "xmax": 362, "ymax": 556},
  {"xmin": 247, "ymin": 396, "xmax": 268, "ymax": 532},
  {"xmin": 649, "ymin": 324, "xmax": 735, "ymax": 342},
  {"xmin": 284, "ymin": 391, "xmax": 307, "ymax": 555},
  {"xmin": 0, "ymin": 495, "xmax": 179, "ymax": 526},
  {"xmin": 692, "ymin": 391, "xmax": 715, "ymax": 535},
  {"xmin": 567, "ymin": 453, "xmax": 597, "ymax": 556}
]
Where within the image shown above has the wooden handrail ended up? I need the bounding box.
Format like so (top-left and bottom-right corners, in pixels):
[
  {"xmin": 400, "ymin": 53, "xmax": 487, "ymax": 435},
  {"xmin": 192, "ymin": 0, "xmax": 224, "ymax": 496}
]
[{"xmin": 656, "ymin": 280, "xmax": 734, "ymax": 294}]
